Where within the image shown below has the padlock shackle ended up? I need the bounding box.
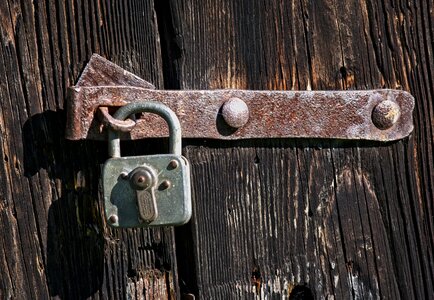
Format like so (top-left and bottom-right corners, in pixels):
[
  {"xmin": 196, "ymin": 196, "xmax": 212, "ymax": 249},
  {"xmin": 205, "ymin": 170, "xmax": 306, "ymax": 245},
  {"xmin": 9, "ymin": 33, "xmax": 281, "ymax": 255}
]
[{"xmin": 108, "ymin": 101, "xmax": 182, "ymax": 157}]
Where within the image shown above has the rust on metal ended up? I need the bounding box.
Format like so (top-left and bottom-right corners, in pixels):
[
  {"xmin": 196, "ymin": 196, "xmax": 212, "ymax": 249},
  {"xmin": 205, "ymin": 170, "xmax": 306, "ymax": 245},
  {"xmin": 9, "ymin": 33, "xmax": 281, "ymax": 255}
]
[
  {"xmin": 76, "ymin": 54, "xmax": 155, "ymax": 89},
  {"xmin": 371, "ymin": 99, "xmax": 401, "ymax": 130},
  {"xmin": 66, "ymin": 55, "xmax": 415, "ymax": 142},
  {"xmin": 97, "ymin": 106, "xmax": 136, "ymax": 132},
  {"xmin": 221, "ymin": 97, "xmax": 250, "ymax": 128}
]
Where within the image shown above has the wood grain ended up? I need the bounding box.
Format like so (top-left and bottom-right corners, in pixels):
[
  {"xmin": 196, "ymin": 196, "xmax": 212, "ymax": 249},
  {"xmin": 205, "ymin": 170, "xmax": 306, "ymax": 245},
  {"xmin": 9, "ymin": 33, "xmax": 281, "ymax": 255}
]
[
  {"xmin": 1, "ymin": 0, "xmax": 433, "ymax": 299},
  {"xmin": 0, "ymin": 0, "xmax": 177, "ymax": 299},
  {"xmin": 164, "ymin": 0, "xmax": 434, "ymax": 298}
]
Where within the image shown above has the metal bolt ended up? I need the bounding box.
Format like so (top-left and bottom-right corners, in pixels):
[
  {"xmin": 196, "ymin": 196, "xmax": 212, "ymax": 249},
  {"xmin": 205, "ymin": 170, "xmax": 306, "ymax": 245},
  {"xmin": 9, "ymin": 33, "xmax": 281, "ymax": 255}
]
[
  {"xmin": 372, "ymin": 100, "xmax": 401, "ymax": 130},
  {"xmin": 108, "ymin": 214, "xmax": 118, "ymax": 224},
  {"xmin": 160, "ymin": 180, "xmax": 171, "ymax": 190},
  {"xmin": 168, "ymin": 160, "xmax": 179, "ymax": 170},
  {"xmin": 182, "ymin": 294, "xmax": 196, "ymax": 300},
  {"xmin": 120, "ymin": 172, "xmax": 129, "ymax": 179},
  {"xmin": 221, "ymin": 97, "xmax": 249, "ymax": 128}
]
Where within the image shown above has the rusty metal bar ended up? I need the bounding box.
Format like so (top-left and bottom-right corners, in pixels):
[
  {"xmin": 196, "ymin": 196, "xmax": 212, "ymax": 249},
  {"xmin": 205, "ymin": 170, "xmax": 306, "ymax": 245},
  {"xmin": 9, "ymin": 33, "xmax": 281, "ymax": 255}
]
[
  {"xmin": 66, "ymin": 87, "xmax": 414, "ymax": 141},
  {"xmin": 65, "ymin": 55, "xmax": 415, "ymax": 142}
]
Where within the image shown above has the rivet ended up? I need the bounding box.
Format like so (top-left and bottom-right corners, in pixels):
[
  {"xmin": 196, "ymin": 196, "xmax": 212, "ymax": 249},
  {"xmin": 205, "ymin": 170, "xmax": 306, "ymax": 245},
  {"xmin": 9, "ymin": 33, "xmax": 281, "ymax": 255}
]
[
  {"xmin": 221, "ymin": 97, "xmax": 249, "ymax": 128},
  {"xmin": 372, "ymin": 100, "xmax": 401, "ymax": 130},
  {"xmin": 168, "ymin": 160, "xmax": 179, "ymax": 169},
  {"xmin": 160, "ymin": 180, "xmax": 171, "ymax": 190},
  {"xmin": 120, "ymin": 172, "xmax": 129, "ymax": 179},
  {"xmin": 108, "ymin": 214, "xmax": 118, "ymax": 224}
]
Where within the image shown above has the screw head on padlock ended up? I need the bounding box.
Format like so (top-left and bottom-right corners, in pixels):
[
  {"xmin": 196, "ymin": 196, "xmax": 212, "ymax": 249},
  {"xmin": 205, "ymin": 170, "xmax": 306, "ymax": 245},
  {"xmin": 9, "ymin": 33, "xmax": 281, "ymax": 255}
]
[{"xmin": 102, "ymin": 101, "xmax": 192, "ymax": 228}]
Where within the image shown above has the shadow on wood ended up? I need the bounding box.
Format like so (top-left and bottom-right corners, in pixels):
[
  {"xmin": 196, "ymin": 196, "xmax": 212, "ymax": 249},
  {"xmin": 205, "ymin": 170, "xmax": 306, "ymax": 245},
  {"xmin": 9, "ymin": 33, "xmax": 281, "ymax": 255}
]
[{"xmin": 22, "ymin": 111, "xmax": 104, "ymax": 299}]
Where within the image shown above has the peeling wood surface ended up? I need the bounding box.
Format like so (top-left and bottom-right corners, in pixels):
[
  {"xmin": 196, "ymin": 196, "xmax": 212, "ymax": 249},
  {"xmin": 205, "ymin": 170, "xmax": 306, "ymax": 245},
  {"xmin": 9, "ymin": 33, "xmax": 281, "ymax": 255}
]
[
  {"xmin": 0, "ymin": 1, "xmax": 177, "ymax": 299},
  {"xmin": 166, "ymin": 0, "xmax": 434, "ymax": 299}
]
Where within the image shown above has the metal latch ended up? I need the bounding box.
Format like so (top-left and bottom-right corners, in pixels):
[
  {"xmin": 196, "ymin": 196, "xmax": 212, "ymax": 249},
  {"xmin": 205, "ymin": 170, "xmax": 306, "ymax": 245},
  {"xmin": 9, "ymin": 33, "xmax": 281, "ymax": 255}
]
[
  {"xmin": 66, "ymin": 54, "xmax": 415, "ymax": 228},
  {"xmin": 66, "ymin": 54, "xmax": 414, "ymax": 142}
]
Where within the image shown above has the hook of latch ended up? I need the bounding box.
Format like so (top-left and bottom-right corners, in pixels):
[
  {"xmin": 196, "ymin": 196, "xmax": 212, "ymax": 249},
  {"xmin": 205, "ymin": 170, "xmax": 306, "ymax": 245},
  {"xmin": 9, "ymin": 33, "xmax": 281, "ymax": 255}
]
[{"xmin": 97, "ymin": 107, "xmax": 136, "ymax": 132}]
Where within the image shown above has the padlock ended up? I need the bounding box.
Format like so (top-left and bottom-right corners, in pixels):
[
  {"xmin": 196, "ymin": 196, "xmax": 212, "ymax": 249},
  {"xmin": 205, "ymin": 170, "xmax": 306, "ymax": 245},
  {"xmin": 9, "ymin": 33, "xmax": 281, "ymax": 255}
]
[{"xmin": 102, "ymin": 101, "xmax": 192, "ymax": 228}]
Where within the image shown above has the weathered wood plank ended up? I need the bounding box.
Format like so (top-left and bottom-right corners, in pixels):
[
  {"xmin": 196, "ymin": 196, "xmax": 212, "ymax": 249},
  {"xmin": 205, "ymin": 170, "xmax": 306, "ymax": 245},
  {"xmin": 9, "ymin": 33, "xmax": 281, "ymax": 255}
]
[
  {"xmin": 166, "ymin": 0, "xmax": 434, "ymax": 298},
  {"xmin": 1, "ymin": 0, "xmax": 433, "ymax": 299},
  {"xmin": 0, "ymin": 0, "xmax": 177, "ymax": 299}
]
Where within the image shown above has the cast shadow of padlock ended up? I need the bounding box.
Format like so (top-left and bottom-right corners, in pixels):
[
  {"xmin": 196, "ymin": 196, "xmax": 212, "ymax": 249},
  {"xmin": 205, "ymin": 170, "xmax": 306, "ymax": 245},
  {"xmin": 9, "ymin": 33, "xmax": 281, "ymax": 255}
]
[
  {"xmin": 108, "ymin": 174, "xmax": 139, "ymax": 227},
  {"xmin": 22, "ymin": 110, "xmax": 105, "ymax": 299}
]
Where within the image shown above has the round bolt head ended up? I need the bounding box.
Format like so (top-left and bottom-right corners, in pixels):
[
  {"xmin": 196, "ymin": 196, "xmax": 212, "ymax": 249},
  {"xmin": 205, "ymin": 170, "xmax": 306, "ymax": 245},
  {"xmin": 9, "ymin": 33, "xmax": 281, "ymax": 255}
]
[
  {"xmin": 372, "ymin": 100, "xmax": 401, "ymax": 130},
  {"xmin": 160, "ymin": 180, "xmax": 171, "ymax": 190},
  {"xmin": 168, "ymin": 160, "xmax": 179, "ymax": 170},
  {"xmin": 221, "ymin": 97, "xmax": 249, "ymax": 128},
  {"xmin": 120, "ymin": 172, "xmax": 129, "ymax": 179},
  {"xmin": 108, "ymin": 214, "xmax": 118, "ymax": 224}
]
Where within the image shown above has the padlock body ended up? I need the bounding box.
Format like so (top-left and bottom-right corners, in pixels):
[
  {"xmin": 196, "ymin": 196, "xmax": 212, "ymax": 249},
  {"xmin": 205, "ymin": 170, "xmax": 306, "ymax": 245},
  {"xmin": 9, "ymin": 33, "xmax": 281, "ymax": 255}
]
[{"xmin": 103, "ymin": 154, "xmax": 191, "ymax": 228}]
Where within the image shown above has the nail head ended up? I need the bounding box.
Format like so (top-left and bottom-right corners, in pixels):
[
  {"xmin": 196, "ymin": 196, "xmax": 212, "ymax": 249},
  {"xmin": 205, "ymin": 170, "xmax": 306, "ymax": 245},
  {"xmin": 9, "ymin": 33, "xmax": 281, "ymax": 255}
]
[
  {"xmin": 372, "ymin": 100, "xmax": 401, "ymax": 130},
  {"xmin": 160, "ymin": 180, "xmax": 171, "ymax": 190},
  {"xmin": 221, "ymin": 97, "xmax": 249, "ymax": 128},
  {"xmin": 169, "ymin": 160, "xmax": 179, "ymax": 169},
  {"xmin": 108, "ymin": 214, "xmax": 118, "ymax": 224}
]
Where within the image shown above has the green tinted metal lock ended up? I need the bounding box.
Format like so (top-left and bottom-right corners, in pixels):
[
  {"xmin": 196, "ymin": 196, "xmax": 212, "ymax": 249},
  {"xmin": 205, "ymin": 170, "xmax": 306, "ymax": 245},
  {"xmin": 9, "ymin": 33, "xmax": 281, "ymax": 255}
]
[{"xmin": 102, "ymin": 102, "xmax": 192, "ymax": 228}]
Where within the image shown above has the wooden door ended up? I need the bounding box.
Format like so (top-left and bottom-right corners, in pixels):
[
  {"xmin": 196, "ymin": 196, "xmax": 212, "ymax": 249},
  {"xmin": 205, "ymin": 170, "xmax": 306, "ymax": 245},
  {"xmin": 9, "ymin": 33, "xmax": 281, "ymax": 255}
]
[{"xmin": 0, "ymin": 0, "xmax": 433, "ymax": 299}]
